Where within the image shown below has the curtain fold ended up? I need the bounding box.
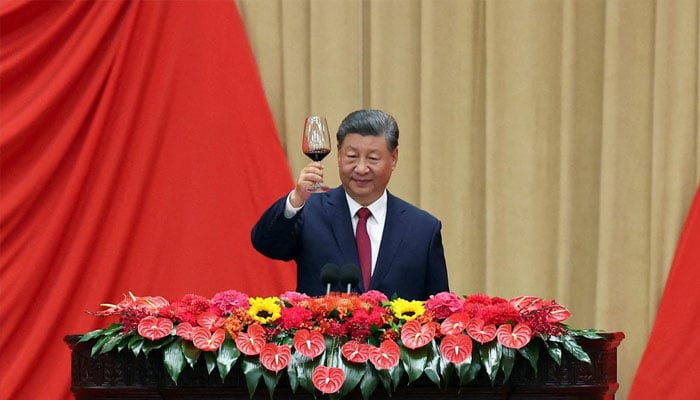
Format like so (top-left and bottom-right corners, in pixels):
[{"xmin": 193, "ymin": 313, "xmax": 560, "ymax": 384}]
[
  {"xmin": 235, "ymin": 1, "xmax": 700, "ymax": 398},
  {"xmin": 1, "ymin": 1, "xmax": 295, "ymax": 399}
]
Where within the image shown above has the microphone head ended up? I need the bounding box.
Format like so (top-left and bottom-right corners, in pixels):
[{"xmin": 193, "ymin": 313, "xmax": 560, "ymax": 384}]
[
  {"xmin": 320, "ymin": 263, "xmax": 340, "ymax": 285},
  {"xmin": 340, "ymin": 264, "xmax": 361, "ymax": 286}
]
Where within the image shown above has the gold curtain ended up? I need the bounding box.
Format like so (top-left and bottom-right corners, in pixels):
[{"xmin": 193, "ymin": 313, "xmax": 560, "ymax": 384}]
[{"xmin": 235, "ymin": 0, "xmax": 700, "ymax": 397}]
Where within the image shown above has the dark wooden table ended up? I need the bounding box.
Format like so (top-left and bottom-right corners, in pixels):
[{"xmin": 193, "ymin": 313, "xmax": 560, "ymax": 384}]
[{"xmin": 65, "ymin": 332, "xmax": 624, "ymax": 399}]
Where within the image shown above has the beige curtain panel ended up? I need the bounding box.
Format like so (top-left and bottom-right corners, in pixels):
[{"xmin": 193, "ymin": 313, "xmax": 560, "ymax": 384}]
[{"xmin": 235, "ymin": 0, "xmax": 700, "ymax": 398}]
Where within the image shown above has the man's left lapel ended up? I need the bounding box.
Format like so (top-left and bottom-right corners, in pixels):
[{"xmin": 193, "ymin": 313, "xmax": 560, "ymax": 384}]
[{"xmin": 370, "ymin": 193, "xmax": 407, "ymax": 288}]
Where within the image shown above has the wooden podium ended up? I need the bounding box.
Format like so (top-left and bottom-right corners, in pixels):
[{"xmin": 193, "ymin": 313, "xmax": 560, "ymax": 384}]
[{"xmin": 65, "ymin": 332, "xmax": 623, "ymax": 399}]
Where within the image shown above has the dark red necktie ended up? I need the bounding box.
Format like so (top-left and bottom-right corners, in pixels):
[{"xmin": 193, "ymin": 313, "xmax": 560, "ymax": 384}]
[{"xmin": 355, "ymin": 207, "xmax": 372, "ymax": 290}]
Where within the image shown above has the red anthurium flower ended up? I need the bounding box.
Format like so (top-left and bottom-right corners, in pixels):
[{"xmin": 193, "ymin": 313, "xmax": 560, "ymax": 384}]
[
  {"xmin": 496, "ymin": 323, "xmax": 532, "ymax": 349},
  {"xmin": 292, "ymin": 329, "xmax": 326, "ymax": 359},
  {"xmin": 509, "ymin": 296, "xmax": 543, "ymax": 312},
  {"xmin": 439, "ymin": 334, "xmax": 473, "ymax": 364},
  {"xmin": 466, "ymin": 318, "xmax": 497, "ymax": 344},
  {"xmin": 341, "ymin": 340, "xmax": 371, "ymax": 363},
  {"xmin": 312, "ymin": 366, "xmax": 345, "ymax": 394},
  {"xmin": 260, "ymin": 343, "xmax": 292, "ymax": 372},
  {"xmin": 196, "ymin": 311, "xmax": 226, "ymax": 330},
  {"xmin": 175, "ymin": 322, "xmax": 195, "ymax": 340},
  {"xmin": 400, "ymin": 320, "xmax": 436, "ymax": 349},
  {"xmin": 234, "ymin": 324, "xmax": 266, "ymax": 356},
  {"xmin": 137, "ymin": 316, "xmax": 173, "ymax": 340},
  {"xmin": 546, "ymin": 304, "xmax": 572, "ymax": 323},
  {"xmin": 369, "ymin": 340, "xmax": 400, "ymax": 370},
  {"xmin": 440, "ymin": 312, "xmax": 470, "ymax": 335},
  {"xmin": 192, "ymin": 327, "xmax": 225, "ymax": 351}
]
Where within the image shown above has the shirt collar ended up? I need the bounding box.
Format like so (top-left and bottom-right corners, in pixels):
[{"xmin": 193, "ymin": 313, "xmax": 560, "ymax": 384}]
[{"xmin": 345, "ymin": 190, "xmax": 388, "ymax": 220}]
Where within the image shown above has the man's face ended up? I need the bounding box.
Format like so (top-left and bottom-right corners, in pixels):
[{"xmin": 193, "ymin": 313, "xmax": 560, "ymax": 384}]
[{"xmin": 337, "ymin": 133, "xmax": 398, "ymax": 205}]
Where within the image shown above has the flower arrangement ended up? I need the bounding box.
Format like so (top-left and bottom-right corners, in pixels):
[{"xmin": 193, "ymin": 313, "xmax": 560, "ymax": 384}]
[{"xmin": 81, "ymin": 290, "xmax": 601, "ymax": 399}]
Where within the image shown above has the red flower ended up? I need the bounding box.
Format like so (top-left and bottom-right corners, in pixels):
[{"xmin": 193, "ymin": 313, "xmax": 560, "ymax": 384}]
[
  {"xmin": 341, "ymin": 340, "xmax": 371, "ymax": 363},
  {"xmin": 279, "ymin": 306, "xmax": 313, "ymax": 330},
  {"xmin": 496, "ymin": 323, "xmax": 532, "ymax": 349},
  {"xmin": 196, "ymin": 311, "xmax": 226, "ymax": 331},
  {"xmin": 260, "ymin": 343, "xmax": 291, "ymax": 372},
  {"xmin": 400, "ymin": 320, "xmax": 436, "ymax": 349},
  {"xmin": 440, "ymin": 312, "xmax": 470, "ymax": 335},
  {"xmin": 234, "ymin": 323, "xmax": 266, "ymax": 355},
  {"xmin": 545, "ymin": 303, "xmax": 572, "ymax": 323},
  {"xmin": 175, "ymin": 322, "xmax": 195, "ymax": 340},
  {"xmin": 439, "ymin": 334, "xmax": 472, "ymax": 364},
  {"xmin": 312, "ymin": 366, "xmax": 345, "ymax": 394},
  {"xmin": 192, "ymin": 327, "xmax": 225, "ymax": 351},
  {"xmin": 466, "ymin": 318, "xmax": 497, "ymax": 344},
  {"xmin": 425, "ymin": 292, "xmax": 465, "ymax": 319},
  {"xmin": 292, "ymin": 329, "xmax": 326, "ymax": 359},
  {"xmin": 137, "ymin": 316, "xmax": 173, "ymax": 340},
  {"xmin": 369, "ymin": 340, "xmax": 400, "ymax": 370}
]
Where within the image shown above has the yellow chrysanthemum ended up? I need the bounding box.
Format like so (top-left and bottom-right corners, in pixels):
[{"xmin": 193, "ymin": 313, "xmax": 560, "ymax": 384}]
[
  {"xmin": 248, "ymin": 296, "xmax": 281, "ymax": 324},
  {"xmin": 391, "ymin": 298, "xmax": 425, "ymax": 321}
]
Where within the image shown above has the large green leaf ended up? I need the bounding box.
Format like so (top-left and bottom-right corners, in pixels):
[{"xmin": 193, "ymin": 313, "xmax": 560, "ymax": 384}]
[
  {"xmin": 91, "ymin": 334, "xmax": 115, "ymax": 356},
  {"xmin": 240, "ymin": 357, "xmax": 263, "ymax": 397},
  {"xmin": 500, "ymin": 347, "xmax": 516, "ymax": 383},
  {"xmin": 423, "ymin": 340, "xmax": 442, "ymax": 388},
  {"xmin": 181, "ymin": 340, "xmax": 201, "ymax": 369},
  {"xmin": 204, "ymin": 352, "xmax": 217, "ymax": 374},
  {"xmin": 561, "ymin": 335, "xmax": 591, "ymax": 364},
  {"xmin": 294, "ymin": 354, "xmax": 323, "ymax": 394},
  {"xmin": 163, "ymin": 340, "xmax": 186, "ymax": 384},
  {"xmin": 455, "ymin": 359, "xmax": 480, "ymax": 386},
  {"xmin": 286, "ymin": 353, "xmax": 301, "ymax": 392},
  {"xmin": 479, "ymin": 341, "xmax": 502, "ymax": 384},
  {"xmin": 359, "ymin": 364, "xmax": 380, "ymax": 400},
  {"xmin": 399, "ymin": 343, "xmax": 427, "ymax": 383},
  {"xmin": 128, "ymin": 335, "xmax": 145, "ymax": 357},
  {"xmin": 262, "ymin": 369, "xmax": 283, "ymax": 400},
  {"xmin": 518, "ymin": 340, "xmax": 540, "ymax": 374},
  {"xmin": 336, "ymin": 353, "xmax": 365, "ymax": 397},
  {"xmin": 142, "ymin": 336, "xmax": 175, "ymax": 356},
  {"xmin": 79, "ymin": 323, "xmax": 123, "ymax": 343},
  {"xmin": 216, "ymin": 338, "xmax": 241, "ymax": 382},
  {"xmin": 546, "ymin": 342, "xmax": 562, "ymax": 366}
]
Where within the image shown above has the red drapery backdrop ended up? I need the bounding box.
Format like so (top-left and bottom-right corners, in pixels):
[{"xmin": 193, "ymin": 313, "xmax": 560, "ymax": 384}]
[
  {"xmin": 0, "ymin": 1, "xmax": 296, "ymax": 398},
  {"xmin": 628, "ymin": 184, "xmax": 700, "ymax": 399}
]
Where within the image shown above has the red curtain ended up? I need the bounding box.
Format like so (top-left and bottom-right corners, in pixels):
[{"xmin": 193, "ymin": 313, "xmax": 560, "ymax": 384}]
[
  {"xmin": 0, "ymin": 1, "xmax": 296, "ymax": 398},
  {"xmin": 628, "ymin": 184, "xmax": 700, "ymax": 399}
]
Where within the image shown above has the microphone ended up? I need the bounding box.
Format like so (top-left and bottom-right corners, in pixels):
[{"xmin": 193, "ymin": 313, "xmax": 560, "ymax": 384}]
[
  {"xmin": 320, "ymin": 263, "xmax": 340, "ymax": 295},
  {"xmin": 340, "ymin": 264, "xmax": 361, "ymax": 294}
]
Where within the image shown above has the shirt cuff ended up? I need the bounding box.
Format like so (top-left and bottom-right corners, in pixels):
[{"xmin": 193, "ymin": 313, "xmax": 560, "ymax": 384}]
[{"xmin": 284, "ymin": 190, "xmax": 304, "ymax": 218}]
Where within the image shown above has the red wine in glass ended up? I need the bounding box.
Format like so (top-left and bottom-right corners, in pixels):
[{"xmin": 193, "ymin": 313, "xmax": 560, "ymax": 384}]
[{"xmin": 302, "ymin": 116, "xmax": 331, "ymax": 192}]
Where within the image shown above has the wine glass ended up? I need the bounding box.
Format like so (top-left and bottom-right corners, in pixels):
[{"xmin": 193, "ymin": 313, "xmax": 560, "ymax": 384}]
[{"xmin": 302, "ymin": 115, "xmax": 331, "ymax": 192}]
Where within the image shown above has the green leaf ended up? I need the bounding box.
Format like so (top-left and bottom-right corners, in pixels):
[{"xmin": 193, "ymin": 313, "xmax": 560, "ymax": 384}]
[
  {"xmin": 423, "ymin": 340, "xmax": 441, "ymax": 388},
  {"xmin": 441, "ymin": 360, "xmax": 455, "ymax": 387},
  {"xmin": 561, "ymin": 335, "xmax": 591, "ymax": 364},
  {"xmin": 294, "ymin": 353, "xmax": 322, "ymax": 394},
  {"xmin": 181, "ymin": 340, "xmax": 201, "ymax": 369},
  {"xmin": 518, "ymin": 341, "xmax": 540, "ymax": 375},
  {"xmin": 91, "ymin": 334, "xmax": 114, "ymax": 356},
  {"xmin": 128, "ymin": 335, "xmax": 145, "ymax": 357},
  {"xmin": 163, "ymin": 340, "xmax": 186, "ymax": 384},
  {"xmin": 479, "ymin": 341, "xmax": 502, "ymax": 384},
  {"xmin": 546, "ymin": 342, "xmax": 562, "ymax": 366},
  {"xmin": 455, "ymin": 359, "xmax": 480, "ymax": 386},
  {"xmin": 262, "ymin": 369, "xmax": 283, "ymax": 400},
  {"xmin": 568, "ymin": 328, "xmax": 604, "ymax": 340},
  {"xmin": 286, "ymin": 353, "xmax": 300, "ymax": 392},
  {"xmin": 79, "ymin": 323, "xmax": 122, "ymax": 343},
  {"xmin": 399, "ymin": 343, "xmax": 427, "ymax": 383},
  {"xmin": 336, "ymin": 353, "xmax": 365, "ymax": 397},
  {"xmin": 500, "ymin": 347, "xmax": 516, "ymax": 383},
  {"xmin": 216, "ymin": 338, "xmax": 241, "ymax": 382},
  {"xmin": 142, "ymin": 336, "xmax": 175, "ymax": 356},
  {"xmin": 100, "ymin": 332, "xmax": 132, "ymax": 354},
  {"xmin": 241, "ymin": 357, "xmax": 263, "ymax": 397},
  {"xmin": 359, "ymin": 364, "xmax": 380, "ymax": 400},
  {"xmin": 204, "ymin": 351, "xmax": 217, "ymax": 374}
]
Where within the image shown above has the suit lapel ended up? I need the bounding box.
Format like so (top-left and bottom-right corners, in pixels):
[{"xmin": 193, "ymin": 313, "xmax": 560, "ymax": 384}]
[
  {"xmin": 371, "ymin": 193, "xmax": 406, "ymax": 289},
  {"xmin": 323, "ymin": 188, "xmax": 358, "ymax": 265}
]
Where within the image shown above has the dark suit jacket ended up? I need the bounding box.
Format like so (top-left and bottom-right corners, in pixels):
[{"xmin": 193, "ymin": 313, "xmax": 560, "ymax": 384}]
[{"xmin": 251, "ymin": 187, "xmax": 449, "ymax": 300}]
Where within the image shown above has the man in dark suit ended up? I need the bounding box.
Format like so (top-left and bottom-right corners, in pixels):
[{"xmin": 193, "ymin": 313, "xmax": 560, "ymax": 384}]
[{"xmin": 251, "ymin": 109, "xmax": 449, "ymax": 300}]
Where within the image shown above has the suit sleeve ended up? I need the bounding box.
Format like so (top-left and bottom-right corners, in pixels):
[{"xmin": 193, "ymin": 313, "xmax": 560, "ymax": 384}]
[
  {"xmin": 426, "ymin": 220, "xmax": 450, "ymax": 295},
  {"xmin": 251, "ymin": 195, "xmax": 301, "ymax": 261}
]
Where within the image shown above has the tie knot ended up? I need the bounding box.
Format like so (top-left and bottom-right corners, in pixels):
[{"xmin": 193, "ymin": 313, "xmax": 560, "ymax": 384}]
[{"xmin": 356, "ymin": 207, "xmax": 371, "ymax": 220}]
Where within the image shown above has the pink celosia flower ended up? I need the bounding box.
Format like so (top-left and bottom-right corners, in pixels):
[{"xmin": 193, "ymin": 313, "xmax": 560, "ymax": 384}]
[
  {"xmin": 425, "ymin": 292, "xmax": 465, "ymax": 320},
  {"xmin": 279, "ymin": 291, "xmax": 311, "ymax": 306},
  {"xmin": 360, "ymin": 290, "xmax": 389, "ymax": 305},
  {"xmin": 211, "ymin": 290, "xmax": 250, "ymax": 314}
]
